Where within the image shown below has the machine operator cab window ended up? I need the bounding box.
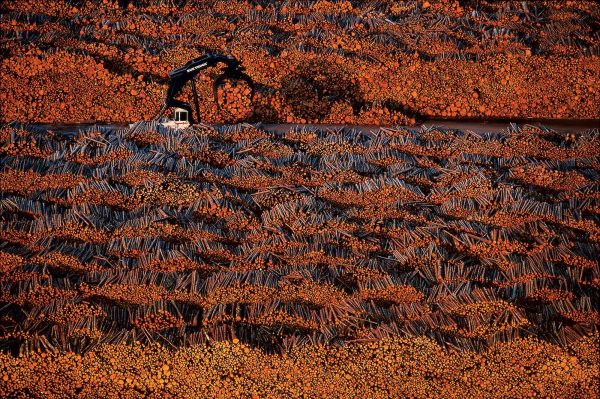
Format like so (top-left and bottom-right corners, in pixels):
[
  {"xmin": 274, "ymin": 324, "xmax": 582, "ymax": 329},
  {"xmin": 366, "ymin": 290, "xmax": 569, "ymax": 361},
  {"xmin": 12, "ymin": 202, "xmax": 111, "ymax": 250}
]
[
  {"xmin": 158, "ymin": 107, "xmax": 190, "ymax": 130},
  {"xmin": 173, "ymin": 108, "xmax": 189, "ymax": 123}
]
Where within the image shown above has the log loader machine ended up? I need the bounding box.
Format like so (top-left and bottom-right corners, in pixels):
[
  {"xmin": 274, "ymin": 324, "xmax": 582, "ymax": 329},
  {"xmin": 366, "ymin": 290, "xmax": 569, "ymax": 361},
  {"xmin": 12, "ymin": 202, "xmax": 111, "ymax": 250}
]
[{"xmin": 152, "ymin": 52, "xmax": 255, "ymax": 129}]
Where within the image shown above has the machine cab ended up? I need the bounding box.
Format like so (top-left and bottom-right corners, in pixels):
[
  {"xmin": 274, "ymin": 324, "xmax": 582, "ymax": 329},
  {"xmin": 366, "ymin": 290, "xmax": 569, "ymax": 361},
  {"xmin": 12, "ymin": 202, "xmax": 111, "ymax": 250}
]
[
  {"xmin": 157, "ymin": 107, "xmax": 191, "ymax": 130},
  {"xmin": 173, "ymin": 108, "xmax": 189, "ymax": 124}
]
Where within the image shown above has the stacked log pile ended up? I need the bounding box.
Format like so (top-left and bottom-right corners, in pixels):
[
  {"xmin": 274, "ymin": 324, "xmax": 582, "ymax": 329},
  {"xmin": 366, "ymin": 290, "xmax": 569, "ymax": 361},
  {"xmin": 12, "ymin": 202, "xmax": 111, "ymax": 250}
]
[
  {"xmin": 0, "ymin": 122, "xmax": 597, "ymax": 398},
  {"xmin": 1, "ymin": 1, "xmax": 599, "ymax": 124}
]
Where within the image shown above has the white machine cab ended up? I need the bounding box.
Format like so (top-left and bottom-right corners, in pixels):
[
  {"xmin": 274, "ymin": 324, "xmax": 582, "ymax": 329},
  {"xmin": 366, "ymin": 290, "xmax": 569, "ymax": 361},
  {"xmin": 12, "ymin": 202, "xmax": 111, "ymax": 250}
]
[
  {"xmin": 129, "ymin": 108, "xmax": 190, "ymax": 131},
  {"xmin": 159, "ymin": 108, "xmax": 190, "ymax": 129}
]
